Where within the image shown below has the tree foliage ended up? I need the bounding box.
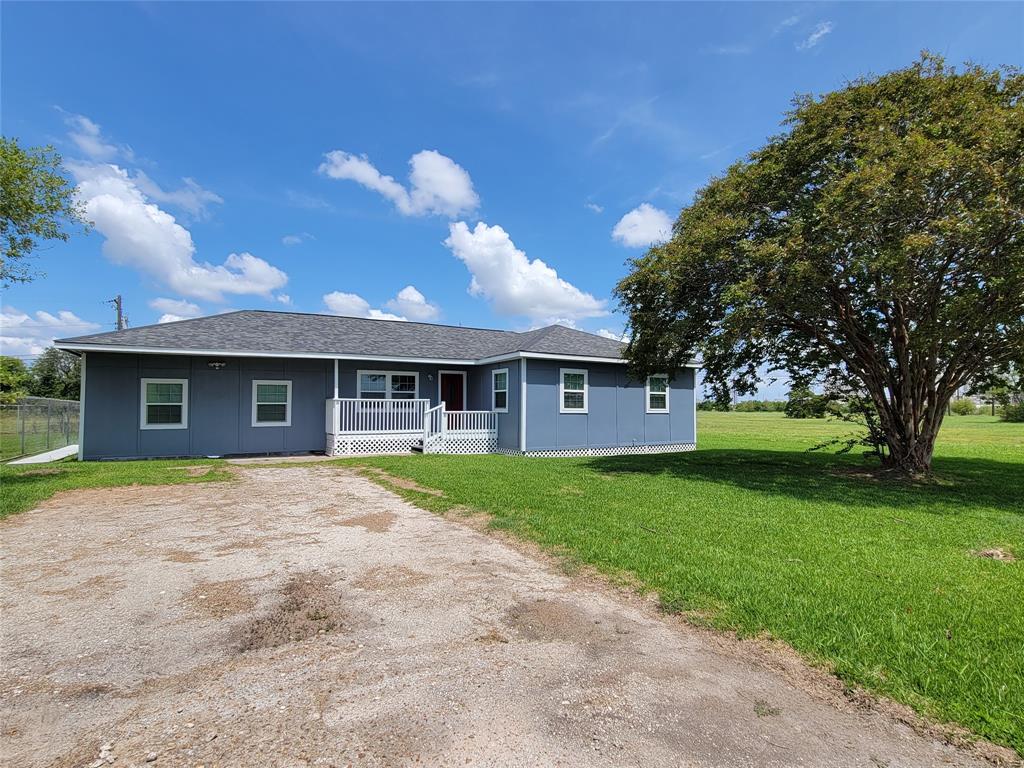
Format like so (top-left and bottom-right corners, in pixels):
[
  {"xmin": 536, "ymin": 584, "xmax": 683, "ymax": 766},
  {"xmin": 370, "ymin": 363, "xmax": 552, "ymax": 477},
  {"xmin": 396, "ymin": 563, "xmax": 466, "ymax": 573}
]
[
  {"xmin": 0, "ymin": 357, "xmax": 31, "ymax": 404},
  {"xmin": 0, "ymin": 138, "xmax": 89, "ymax": 285},
  {"xmin": 617, "ymin": 54, "xmax": 1024, "ymax": 474},
  {"xmin": 29, "ymin": 347, "xmax": 81, "ymax": 400}
]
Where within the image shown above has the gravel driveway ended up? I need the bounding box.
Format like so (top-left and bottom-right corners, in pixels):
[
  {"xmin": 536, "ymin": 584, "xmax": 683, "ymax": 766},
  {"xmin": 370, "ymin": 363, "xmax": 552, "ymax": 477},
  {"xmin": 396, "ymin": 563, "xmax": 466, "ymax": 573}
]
[{"xmin": 0, "ymin": 466, "xmax": 998, "ymax": 767}]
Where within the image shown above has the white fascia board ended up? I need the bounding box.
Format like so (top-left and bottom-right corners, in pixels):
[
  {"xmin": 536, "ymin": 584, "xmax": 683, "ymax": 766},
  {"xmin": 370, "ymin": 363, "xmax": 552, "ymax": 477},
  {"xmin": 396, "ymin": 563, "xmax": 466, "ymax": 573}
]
[
  {"xmin": 54, "ymin": 342, "xmax": 701, "ymax": 369},
  {"xmin": 54, "ymin": 343, "xmax": 478, "ymax": 366}
]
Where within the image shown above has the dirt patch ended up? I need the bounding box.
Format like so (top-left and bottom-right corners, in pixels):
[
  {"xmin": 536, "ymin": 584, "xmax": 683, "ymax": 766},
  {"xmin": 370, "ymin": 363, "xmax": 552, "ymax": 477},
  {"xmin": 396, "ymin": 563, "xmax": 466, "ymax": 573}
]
[
  {"xmin": 361, "ymin": 467, "xmax": 445, "ymax": 496},
  {"xmin": 186, "ymin": 579, "xmax": 255, "ymax": 619},
  {"xmin": 352, "ymin": 565, "xmax": 429, "ymax": 590},
  {"xmin": 41, "ymin": 574, "xmax": 123, "ymax": 599},
  {"xmin": 235, "ymin": 573, "xmax": 347, "ymax": 651},
  {"xmin": 161, "ymin": 548, "xmax": 206, "ymax": 564},
  {"xmin": 503, "ymin": 598, "xmax": 619, "ymax": 645},
  {"xmin": 974, "ymin": 547, "xmax": 1015, "ymax": 562},
  {"xmin": 176, "ymin": 465, "xmax": 214, "ymax": 477},
  {"xmin": 338, "ymin": 511, "xmax": 397, "ymax": 533},
  {"xmin": 16, "ymin": 468, "xmax": 63, "ymax": 477}
]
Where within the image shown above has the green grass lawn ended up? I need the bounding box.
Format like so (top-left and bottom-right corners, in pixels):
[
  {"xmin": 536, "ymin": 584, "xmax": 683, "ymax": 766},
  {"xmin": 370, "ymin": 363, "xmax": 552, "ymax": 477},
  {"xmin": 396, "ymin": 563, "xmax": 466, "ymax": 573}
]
[
  {"xmin": 341, "ymin": 412, "xmax": 1024, "ymax": 754},
  {"xmin": 0, "ymin": 458, "xmax": 233, "ymax": 519}
]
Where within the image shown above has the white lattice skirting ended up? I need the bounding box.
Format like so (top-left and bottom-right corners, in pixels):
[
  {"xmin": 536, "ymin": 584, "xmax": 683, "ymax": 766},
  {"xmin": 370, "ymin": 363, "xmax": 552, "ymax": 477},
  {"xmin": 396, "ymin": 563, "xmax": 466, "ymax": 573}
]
[
  {"xmin": 495, "ymin": 442, "xmax": 697, "ymax": 458},
  {"xmin": 429, "ymin": 431, "xmax": 498, "ymax": 454},
  {"xmin": 327, "ymin": 432, "xmax": 422, "ymax": 456}
]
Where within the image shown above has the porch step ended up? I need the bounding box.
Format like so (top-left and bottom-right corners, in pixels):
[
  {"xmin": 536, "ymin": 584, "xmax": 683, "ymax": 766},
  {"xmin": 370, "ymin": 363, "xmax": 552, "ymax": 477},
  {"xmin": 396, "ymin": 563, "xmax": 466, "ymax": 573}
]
[{"xmin": 410, "ymin": 439, "xmax": 424, "ymax": 453}]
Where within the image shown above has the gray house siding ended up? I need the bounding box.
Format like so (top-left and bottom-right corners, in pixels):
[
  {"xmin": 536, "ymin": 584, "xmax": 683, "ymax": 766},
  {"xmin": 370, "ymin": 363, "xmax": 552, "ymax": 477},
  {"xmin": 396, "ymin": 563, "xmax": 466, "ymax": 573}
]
[
  {"xmin": 81, "ymin": 351, "xmax": 692, "ymax": 460},
  {"xmin": 83, "ymin": 353, "xmax": 333, "ymax": 460},
  {"xmin": 524, "ymin": 360, "xmax": 694, "ymax": 451}
]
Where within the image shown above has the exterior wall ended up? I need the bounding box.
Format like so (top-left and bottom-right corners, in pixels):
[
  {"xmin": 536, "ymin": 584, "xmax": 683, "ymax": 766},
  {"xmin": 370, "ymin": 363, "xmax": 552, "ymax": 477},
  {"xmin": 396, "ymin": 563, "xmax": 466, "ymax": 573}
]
[
  {"xmin": 83, "ymin": 353, "xmax": 332, "ymax": 459},
  {"xmin": 81, "ymin": 352, "xmax": 690, "ymax": 459},
  {"xmin": 469, "ymin": 359, "xmax": 521, "ymax": 451},
  {"xmin": 524, "ymin": 360, "xmax": 695, "ymax": 452}
]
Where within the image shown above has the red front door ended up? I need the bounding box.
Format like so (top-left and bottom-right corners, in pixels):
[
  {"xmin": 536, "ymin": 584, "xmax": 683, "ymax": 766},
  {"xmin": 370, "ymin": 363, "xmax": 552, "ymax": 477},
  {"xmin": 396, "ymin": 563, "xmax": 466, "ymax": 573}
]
[{"xmin": 439, "ymin": 373, "xmax": 465, "ymax": 411}]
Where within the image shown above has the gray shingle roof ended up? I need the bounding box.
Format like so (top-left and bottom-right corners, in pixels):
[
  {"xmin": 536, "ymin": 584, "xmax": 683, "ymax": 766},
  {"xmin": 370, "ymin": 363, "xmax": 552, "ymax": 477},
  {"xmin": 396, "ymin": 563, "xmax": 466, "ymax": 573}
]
[{"xmin": 56, "ymin": 310, "xmax": 626, "ymax": 361}]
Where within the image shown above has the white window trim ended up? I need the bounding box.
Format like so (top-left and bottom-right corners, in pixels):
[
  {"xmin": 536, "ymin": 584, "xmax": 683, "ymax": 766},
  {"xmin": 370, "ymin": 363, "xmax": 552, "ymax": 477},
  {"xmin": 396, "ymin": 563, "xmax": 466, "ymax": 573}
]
[
  {"xmin": 559, "ymin": 368, "xmax": 589, "ymax": 414},
  {"xmin": 140, "ymin": 377, "xmax": 189, "ymax": 430},
  {"xmin": 492, "ymin": 368, "xmax": 509, "ymax": 413},
  {"xmin": 646, "ymin": 374, "xmax": 670, "ymax": 414},
  {"xmin": 437, "ymin": 370, "xmax": 468, "ymax": 411},
  {"xmin": 356, "ymin": 370, "xmax": 420, "ymax": 400},
  {"xmin": 252, "ymin": 379, "xmax": 292, "ymax": 427}
]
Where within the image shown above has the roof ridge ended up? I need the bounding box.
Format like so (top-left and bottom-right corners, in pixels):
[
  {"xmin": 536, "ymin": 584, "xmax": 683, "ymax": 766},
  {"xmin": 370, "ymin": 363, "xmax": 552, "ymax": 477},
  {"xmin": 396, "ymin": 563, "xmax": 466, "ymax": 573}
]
[{"xmin": 232, "ymin": 308, "xmax": 519, "ymax": 335}]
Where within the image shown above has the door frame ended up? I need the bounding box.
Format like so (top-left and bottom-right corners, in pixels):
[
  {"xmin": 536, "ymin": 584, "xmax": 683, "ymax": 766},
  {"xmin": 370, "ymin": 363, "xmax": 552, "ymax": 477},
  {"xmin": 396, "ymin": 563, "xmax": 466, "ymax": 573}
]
[{"xmin": 437, "ymin": 370, "xmax": 468, "ymax": 411}]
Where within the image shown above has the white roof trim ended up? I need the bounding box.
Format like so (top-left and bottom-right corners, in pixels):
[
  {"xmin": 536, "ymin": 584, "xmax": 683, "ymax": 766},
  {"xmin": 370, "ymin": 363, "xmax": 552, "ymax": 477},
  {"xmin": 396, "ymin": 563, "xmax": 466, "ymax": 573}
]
[{"xmin": 55, "ymin": 341, "xmax": 701, "ymax": 368}]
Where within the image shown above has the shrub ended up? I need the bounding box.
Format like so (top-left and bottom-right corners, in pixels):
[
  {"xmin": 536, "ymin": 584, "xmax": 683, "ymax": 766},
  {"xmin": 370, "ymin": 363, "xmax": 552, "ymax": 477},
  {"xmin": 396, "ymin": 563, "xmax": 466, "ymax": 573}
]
[
  {"xmin": 784, "ymin": 386, "xmax": 830, "ymax": 419},
  {"xmin": 697, "ymin": 400, "xmax": 730, "ymax": 412},
  {"xmin": 950, "ymin": 398, "xmax": 978, "ymax": 416},
  {"xmin": 734, "ymin": 400, "xmax": 786, "ymax": 412},
  {"xmin": 1000, "ymin": 403, "xmax": 1024, "ymax": 422}
]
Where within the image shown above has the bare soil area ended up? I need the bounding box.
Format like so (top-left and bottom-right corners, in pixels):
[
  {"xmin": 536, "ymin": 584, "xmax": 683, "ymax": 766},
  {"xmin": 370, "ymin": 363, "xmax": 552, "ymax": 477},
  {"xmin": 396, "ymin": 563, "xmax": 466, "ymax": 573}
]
[{"xmin": 0, "ymin": 466, "xmax": 1005, "ymax": 767}]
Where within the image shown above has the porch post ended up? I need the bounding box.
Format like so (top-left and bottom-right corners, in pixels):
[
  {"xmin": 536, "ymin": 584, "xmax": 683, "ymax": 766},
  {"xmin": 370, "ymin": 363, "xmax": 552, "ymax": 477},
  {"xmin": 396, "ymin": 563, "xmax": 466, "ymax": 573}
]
[{"xmin": 333, "ymin": 359, "xmax": 339, "ymax": 399}]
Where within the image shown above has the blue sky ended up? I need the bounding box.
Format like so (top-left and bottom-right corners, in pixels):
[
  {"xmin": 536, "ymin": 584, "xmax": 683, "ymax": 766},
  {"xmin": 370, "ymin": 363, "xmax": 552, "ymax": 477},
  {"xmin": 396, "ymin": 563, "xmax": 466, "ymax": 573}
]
[{"xmin": 3, "ymin": 2, "xmax": 1021, "ymax": 397}]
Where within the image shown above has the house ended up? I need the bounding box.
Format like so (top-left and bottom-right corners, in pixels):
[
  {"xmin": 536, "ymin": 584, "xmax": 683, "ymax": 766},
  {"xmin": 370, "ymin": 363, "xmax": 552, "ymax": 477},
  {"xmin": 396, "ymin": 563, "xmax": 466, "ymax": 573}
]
[{"xmin": 55, "ymin": 310, "xmax": 698, "ymax": 460}]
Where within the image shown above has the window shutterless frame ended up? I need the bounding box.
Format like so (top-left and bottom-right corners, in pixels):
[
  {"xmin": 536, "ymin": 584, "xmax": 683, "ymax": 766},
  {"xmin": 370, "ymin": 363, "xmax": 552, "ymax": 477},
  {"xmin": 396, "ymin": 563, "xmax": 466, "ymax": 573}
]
[
  {"xmin": 559, "ymin": 368, "xmax": 588, "ymax": 414},
  {"xmin": 492, "ymin": 368, "xmax": 509, "ymax": 413},
  {"xmin": 646, "ymin": 374, "xmax": 670, "ymax": 413},
  {"xmin": 140, "ymin": 377, "xmax": 188, "ymax": 430},
  {"xmin": 252, "ymin": 380, "xmax": 292, "ymax": 427},
  {"xmin": 356, "ymin": 370, "xmax": 420, "ymax": 400}
]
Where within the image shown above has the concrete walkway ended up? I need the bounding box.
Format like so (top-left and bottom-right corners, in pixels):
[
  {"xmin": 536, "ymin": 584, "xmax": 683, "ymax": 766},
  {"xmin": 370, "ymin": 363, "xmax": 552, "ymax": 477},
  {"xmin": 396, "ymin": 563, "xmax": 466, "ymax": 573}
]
[{"xmin": 6, "ymin": 444, "xmax": 78, "ymax": 465}]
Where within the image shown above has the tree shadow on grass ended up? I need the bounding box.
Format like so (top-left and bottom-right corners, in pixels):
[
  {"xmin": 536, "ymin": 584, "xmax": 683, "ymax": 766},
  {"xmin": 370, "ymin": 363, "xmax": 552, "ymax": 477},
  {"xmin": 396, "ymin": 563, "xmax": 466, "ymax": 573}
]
[{"xmin": 583, "ymin": 449, "xmax": 1024, "ymax": 518}]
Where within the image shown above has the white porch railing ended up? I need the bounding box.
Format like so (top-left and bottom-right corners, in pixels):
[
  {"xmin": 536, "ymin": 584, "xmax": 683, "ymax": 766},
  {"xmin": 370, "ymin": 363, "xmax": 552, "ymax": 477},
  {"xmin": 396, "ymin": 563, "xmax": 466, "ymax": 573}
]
[
  {"xmin": 326, "ymin": 398, "xmax": 498, "ymax": 456},
  {"xmin": 327, "ymin": 398, "xmax": 429, "ymax": 435}
]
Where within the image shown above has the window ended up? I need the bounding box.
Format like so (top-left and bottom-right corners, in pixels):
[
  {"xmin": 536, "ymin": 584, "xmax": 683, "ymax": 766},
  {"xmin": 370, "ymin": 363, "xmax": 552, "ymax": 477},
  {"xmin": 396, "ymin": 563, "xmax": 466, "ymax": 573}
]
[
  {"xmin": 646, "ymin": 374, "xmax": 670, "ymax": 413},
  {"xmin": 357, "ymin": 371, "xmax": 419, "ymax": 400},
  {"xmin": 559, "ymin": 368, "xmax": 588, "ymax": 414},
  {"xmin": 252, "ymin": 380, "xmax": 292, "ymax": 426},
  {"xmin": 140, "ymin": 378, "xmax": 188, "ymax": 430},
  {"xmin": 492, "ymin": 368, "xmax": 509, "ymax": 412}
]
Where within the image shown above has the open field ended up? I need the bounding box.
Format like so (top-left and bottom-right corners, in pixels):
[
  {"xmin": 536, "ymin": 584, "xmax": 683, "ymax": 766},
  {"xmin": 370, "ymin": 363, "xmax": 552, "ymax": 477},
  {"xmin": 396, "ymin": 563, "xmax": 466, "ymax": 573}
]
[{"xmin": 343, "ymin": 412, "xmax": 1024, "ymax": 754}]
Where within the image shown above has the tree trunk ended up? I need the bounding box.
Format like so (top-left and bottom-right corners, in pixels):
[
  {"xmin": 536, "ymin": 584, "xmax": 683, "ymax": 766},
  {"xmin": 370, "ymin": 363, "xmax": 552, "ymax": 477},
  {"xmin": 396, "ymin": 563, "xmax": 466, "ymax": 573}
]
[{"xmin": 880, "ymin": 402, "xmax": 946, "ymax": 476}]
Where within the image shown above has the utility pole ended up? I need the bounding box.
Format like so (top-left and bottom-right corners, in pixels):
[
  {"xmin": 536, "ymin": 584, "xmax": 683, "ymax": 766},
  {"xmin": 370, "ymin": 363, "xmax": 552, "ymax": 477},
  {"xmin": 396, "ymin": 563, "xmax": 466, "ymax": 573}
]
[{"xmin": 107, "ymin": 295, "xmax": 126, "ymax": 331}]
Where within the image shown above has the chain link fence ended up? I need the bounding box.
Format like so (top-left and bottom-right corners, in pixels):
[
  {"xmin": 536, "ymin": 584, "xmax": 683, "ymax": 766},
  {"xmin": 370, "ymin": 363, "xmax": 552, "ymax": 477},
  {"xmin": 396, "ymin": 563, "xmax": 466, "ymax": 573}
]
[{"xmin": 0, "ymin": 397, "xmax": 80, "ymax": 461}]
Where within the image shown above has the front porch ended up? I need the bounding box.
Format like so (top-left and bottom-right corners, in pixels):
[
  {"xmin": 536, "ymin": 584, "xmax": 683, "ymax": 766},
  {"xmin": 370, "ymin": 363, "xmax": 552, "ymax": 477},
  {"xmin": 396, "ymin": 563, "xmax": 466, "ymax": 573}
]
[{"xmin": 325, "ymin": 398, "xmax": 498, "ymax": 456}]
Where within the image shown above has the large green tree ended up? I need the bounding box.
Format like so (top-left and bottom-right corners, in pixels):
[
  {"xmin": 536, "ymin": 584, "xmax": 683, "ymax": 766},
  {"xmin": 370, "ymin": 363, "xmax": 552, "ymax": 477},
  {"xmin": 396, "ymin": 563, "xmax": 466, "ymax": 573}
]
[
  {"xmin": 0, "ymin": 357, "xmax": 31, "ymax": 404},
  {"xmin": 0, "ymin": 137, "xmax": 89, "ymax": 285},
  {"xmin": 617, "ymin": 55, "xmax": 1023, "ymax": 474},
  {"xmin": 29, "ymin": 347, "xmax": 81, "ymax": 401}
]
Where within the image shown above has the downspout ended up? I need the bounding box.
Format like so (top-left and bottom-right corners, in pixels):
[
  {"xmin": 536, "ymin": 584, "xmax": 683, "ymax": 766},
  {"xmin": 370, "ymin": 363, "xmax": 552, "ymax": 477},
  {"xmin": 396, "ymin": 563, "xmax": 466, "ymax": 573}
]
[
  {"xmin": 77, "ymin": 352, "xmax": 86, "ymax": 461},
  {"xmin": 519, "ymin": 358, "xmax": 527, "ymax": 453}
]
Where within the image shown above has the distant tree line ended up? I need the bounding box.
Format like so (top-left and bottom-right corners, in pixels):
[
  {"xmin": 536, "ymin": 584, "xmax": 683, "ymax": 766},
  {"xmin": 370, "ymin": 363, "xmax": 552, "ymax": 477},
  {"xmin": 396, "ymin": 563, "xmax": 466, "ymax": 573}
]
[
  {"xmin": 0, "ymin": 348, "xmax": 80, "ymax": 404},
  {"xmin": 697, "ymin": 368, "xmax": 1024, "ymax": 423}
]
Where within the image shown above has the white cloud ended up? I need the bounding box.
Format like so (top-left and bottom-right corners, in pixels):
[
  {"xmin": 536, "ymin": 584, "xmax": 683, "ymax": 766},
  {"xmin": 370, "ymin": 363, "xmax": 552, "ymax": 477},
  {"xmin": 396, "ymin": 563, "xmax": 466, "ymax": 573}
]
[
  {"xmin": 62, "ymin": 112, "xmax": 132, "ymax": 162},
  {"xmin": 797, "ymin": 21, "xmax": 834, "ymax": 50},
  {"xmin": 133, "ymin": 171, "xmax": 223, "ymax": 222},
  {"xmin": 149, "ymin": 298, "xmax": 201, "ymax": 324},
  {"xmin": 384, "ymin": 285, "xmax": 440, "ymax": 322},
  {"xmin": 1, "ymin": 306, "xmax": 101, "ymax": 357},
  {"xmin": 595, "ymin": 328, "xmax": 630, "ymax": 342},
  {"xmin": 585, "ymin": 202, "xmax": 604, "ymax": 214},
  {"xmin": 774, "ymin": 15, "xmax": 801, "ymax": 34},
  {"xmin": 281, "ymin": 232, "xmax": 313, "ymax": 246},
  {"xmin": 322, "ymin": 291, "xmax": 406, "ymax": 321},
  {"xmin": 706, "ymin": 44, "xmax": 753, "ymax": 56},
  {"xmin": 612, "ymin": 203, "xmax": 673, "ymax": 247},
  {"xmin": 69, "ymin": 162, "xmax": 287, "ymax": 302},
  {"xmin": 275, "ymin": 294, "xmax": 292, "ymax": 305},
  {"xmin": 319, "ymin": 149, "xmax": 479, "ymax": 217},
  {"xmin": 443, "ymin": 221, "xmax": 607, "ymax": 324}
]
